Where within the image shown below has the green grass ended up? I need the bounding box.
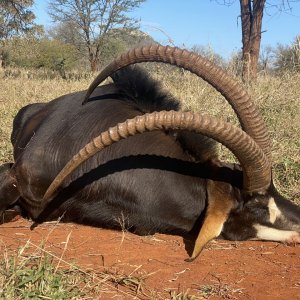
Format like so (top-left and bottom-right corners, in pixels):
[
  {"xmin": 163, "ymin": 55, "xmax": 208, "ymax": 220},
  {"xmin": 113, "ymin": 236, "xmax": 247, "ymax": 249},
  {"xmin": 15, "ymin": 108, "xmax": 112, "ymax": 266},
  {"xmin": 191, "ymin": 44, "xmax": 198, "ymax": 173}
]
[
  {"xmin": 1, "ymin": 241, "xmax": 94, "ymax": 299},
  {"xmin": 0, "ymin": 240, "xmax": 153, "ymax": 299}
]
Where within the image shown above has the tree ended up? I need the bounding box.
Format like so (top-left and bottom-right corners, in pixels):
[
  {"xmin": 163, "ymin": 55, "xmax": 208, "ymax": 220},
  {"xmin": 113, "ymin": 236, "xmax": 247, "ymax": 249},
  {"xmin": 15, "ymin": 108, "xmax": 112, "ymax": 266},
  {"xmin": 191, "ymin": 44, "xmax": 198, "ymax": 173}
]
[
  {"xmin": 95, "ymin": 28, "xmax": 154, "ymax": 66},
  {"xmin": 191, "ymin": 44, "xmax": 225, "ymax": 68},
  {"xmin": 239, "ymin": 0, "xmax": 265, "ymax": 82},
  {"xmin": 0, "ymin": 0, "xmax": 41, "ymax": 67},
  {"xmin": 274, "ymin": 36, "xmax": 300, "ymax": 72},
  {"xmin": 217, "ymin": 0, "xmax": 299, "ymax": 82},
  {"xmin": 48, "ymin": 0, "xmax": 145, "ymax": 71},
  {"xmin": 48, "ymin": 20, "xmax": 85, "ymax": 52},
  {"xmin": 0, "ymin": 0, "xmax": 38, "ymax": 39}
]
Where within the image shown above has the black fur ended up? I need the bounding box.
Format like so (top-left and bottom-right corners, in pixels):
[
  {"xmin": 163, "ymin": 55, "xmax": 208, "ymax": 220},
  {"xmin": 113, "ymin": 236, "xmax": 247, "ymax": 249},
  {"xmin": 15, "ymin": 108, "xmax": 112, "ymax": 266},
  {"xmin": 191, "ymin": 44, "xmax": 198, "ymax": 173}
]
[{"xmin": 111, "ymin": 66, "xmax": 181, "ymax": 112}]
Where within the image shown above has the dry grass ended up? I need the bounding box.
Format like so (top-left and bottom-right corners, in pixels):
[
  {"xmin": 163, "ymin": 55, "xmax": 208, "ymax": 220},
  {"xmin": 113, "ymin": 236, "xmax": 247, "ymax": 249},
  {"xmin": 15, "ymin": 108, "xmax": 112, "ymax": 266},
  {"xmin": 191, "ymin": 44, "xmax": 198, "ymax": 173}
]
[
  {"xmin": 163, "ymin": 280, "xmax": 244, "ymax": 299},
  {"xmin": 195, "ymin": 281, "xmax": 244, "ymax": 299}
]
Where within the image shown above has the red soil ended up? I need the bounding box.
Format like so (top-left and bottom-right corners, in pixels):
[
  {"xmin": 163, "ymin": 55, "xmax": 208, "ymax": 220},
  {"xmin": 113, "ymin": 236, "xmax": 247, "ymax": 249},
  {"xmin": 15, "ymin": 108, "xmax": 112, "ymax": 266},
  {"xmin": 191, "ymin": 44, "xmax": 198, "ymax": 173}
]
[{"xmin": 1, "ymin": 214, "xmax": 299, "ymax": 299}]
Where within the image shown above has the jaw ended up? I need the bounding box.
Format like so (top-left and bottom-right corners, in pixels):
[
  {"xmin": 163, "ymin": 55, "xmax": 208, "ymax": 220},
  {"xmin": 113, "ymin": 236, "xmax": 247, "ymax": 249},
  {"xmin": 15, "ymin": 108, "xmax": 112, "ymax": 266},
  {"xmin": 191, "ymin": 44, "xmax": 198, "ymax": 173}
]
[
  {"xmin": 222, "ymin": 192, "xmax": 300, "ymax": 244},
  {"xmin": 253, "ymin": 224, "xmax": 300, "ymax": 243},
  {"xmin": 258, "ymin": 196, "xmax": 300, "ymax": 243}
]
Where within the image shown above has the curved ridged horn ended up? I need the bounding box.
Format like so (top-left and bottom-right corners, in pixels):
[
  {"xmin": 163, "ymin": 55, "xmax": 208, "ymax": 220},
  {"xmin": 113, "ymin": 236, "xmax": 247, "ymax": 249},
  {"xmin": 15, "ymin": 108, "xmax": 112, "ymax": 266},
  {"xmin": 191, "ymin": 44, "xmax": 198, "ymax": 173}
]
[
  {"xmin": 43, "ymin": 110, "xmax": 271, "ymax": 203},
  {"xmin": 83, "ymin": 44, "xmax": 271, "ymax": 163}
]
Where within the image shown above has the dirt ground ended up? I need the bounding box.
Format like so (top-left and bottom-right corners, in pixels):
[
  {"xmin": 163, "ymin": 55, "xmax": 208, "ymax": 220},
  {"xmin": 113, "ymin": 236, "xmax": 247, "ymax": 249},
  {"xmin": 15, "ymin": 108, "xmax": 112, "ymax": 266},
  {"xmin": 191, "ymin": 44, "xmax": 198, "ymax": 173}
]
[{"xmin": 1, "ymin": 213, "xmax": 299, "ymax": 300}]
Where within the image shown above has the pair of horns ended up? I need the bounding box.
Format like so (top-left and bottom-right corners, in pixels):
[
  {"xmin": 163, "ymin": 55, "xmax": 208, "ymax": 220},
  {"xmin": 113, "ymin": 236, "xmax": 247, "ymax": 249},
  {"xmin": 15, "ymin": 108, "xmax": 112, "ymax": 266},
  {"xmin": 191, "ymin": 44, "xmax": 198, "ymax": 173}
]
[
  {"xmin": 83, "ymin": 44, "xmax": 272, "ymax": 162},
  {"xmin": 43, "ymin": 44, "xmax": 272, "ymax": 203}
]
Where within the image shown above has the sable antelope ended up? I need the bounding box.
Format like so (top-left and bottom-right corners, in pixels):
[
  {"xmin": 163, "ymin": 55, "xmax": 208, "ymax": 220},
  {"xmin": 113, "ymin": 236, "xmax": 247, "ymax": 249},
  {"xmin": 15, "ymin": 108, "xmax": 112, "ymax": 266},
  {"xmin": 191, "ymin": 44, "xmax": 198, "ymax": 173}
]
[{"xmin": 1, "ymin": 45, "xmax": 299, "ymax": 261}]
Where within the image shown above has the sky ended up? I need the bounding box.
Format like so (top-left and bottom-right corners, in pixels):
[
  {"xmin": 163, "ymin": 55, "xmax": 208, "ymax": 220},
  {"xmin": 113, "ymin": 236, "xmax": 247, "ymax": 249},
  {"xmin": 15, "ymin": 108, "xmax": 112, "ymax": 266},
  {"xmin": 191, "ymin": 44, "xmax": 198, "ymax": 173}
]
[{"xmin": 33, "ymin": 0, "xmax": 300, "ymax": 59}]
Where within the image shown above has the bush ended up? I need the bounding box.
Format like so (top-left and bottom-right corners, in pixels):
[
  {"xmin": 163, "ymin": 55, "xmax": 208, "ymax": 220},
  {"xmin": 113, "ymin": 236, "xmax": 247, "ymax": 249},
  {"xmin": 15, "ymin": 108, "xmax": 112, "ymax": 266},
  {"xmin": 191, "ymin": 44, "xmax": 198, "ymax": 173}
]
[{"xmin": 3, "ymin": 37, "xmax": 80, "ymax": 74}]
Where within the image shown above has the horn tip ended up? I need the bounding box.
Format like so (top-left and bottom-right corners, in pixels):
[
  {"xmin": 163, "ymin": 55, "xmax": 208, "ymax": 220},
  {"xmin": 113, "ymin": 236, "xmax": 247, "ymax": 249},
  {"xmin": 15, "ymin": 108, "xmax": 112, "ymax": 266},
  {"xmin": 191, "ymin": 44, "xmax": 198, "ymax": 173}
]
[{"xmin": 184, "ymin": 256, "xmax": 197, "ymax": 263}]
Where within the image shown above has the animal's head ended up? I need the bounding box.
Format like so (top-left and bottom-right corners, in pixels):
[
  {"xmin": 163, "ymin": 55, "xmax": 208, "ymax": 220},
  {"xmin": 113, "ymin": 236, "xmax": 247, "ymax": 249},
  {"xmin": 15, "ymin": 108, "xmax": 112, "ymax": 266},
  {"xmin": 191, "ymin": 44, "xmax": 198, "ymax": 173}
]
[
  {"xmin": 0, "ymin": 163, "xmax": 19, "ymax": 218},
  {"xmin": 222, "ymin": 182, "xmax": 300, "ymax": 244},
  {"xmin": 38, "ymin": 45, "xmax": 299, "ymax": 260}
]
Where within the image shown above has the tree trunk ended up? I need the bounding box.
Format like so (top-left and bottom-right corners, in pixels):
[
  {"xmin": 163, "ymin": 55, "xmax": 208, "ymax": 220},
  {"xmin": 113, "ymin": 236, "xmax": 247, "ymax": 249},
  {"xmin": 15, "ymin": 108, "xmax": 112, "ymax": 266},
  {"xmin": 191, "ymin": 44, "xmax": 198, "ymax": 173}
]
[
  {"xmin": 90, "ymin": 58, "xmax": 98, "ymax": 72},
  {"xmin": 240, "ymin": 0, "xmax": 265, "ymax": 82},
  {"xmin": 0, "ymin": 46, "xmax": 5, "ymax": 69},
  {"xmin": 88, "ymin": 48, "xmax": 99, "ymax": 72}
]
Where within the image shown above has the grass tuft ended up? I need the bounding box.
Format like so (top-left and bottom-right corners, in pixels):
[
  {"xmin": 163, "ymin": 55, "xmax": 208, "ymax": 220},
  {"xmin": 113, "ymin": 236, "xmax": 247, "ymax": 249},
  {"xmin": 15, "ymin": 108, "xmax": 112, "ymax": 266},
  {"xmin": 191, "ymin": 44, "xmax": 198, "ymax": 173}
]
[
  {"xmin": 0, "ymin": 242, "xmax": 89, "ymax": 299},
  {"xmin": 195, "ymin": 282, "xmax": 244, "ymax": 299},
  {"xmin": 0, "ymin": 239, "xmax": 155, "ymax": 299}
]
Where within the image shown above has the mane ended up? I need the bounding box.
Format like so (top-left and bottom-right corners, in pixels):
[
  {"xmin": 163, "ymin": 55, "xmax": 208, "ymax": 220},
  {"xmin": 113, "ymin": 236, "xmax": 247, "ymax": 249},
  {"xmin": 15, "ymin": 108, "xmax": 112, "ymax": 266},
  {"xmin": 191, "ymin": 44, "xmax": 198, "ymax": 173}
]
[{"xmin": 111, "ymin": 65, "xmax": 181, "ymax": 113}]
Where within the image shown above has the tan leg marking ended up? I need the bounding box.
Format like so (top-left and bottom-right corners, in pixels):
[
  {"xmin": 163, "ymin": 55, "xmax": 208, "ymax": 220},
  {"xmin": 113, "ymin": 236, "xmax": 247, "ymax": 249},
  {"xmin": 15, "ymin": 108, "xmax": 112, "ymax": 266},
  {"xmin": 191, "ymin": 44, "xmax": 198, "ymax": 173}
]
[{"xmin": 187, "ymin": 180, "xmax": 235, "ymax": 261}]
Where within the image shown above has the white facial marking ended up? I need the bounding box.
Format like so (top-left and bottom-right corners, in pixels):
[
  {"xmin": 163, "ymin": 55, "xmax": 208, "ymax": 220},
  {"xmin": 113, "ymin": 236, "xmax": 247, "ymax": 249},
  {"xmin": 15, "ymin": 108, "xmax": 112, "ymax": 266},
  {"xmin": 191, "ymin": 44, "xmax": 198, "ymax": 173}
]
[
  {"xmin": 268, "ymin": 197, "xmax": 282, "ymax": 224},
  {"xmin": 253, "ymin": 224, "xmax": 300, "ymax": 243}
]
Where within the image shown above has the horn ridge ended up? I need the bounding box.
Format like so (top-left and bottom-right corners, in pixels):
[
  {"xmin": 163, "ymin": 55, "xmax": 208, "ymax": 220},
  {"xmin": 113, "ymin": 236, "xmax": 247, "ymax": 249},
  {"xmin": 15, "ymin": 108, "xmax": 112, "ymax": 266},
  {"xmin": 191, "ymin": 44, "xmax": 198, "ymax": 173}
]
[{"xmin": 82, "ymin": 44, "xmax": 271, "ymax": 163}]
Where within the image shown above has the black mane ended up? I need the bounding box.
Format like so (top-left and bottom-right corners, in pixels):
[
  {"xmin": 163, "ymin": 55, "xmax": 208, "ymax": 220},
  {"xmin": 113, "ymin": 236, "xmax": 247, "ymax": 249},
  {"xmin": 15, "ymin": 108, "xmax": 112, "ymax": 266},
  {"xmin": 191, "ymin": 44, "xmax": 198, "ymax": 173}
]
[{"xmin": 111, "ymin": 66, "xmax": 181, "ymax": 112}]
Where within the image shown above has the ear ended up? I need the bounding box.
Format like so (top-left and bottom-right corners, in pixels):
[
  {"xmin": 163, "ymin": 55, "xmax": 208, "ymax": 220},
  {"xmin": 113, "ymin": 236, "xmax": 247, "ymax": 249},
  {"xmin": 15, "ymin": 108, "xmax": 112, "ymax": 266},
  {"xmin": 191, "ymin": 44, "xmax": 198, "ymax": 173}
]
[
  {"xmin": 186, "ymin": 180, "xmax": 236, "ymax": 261},
  {"xmin": 0, "ymin": 163, "xmax": 20, "ymax": 215}
]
